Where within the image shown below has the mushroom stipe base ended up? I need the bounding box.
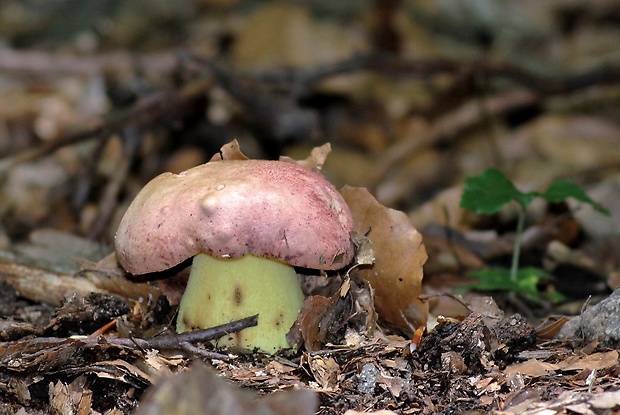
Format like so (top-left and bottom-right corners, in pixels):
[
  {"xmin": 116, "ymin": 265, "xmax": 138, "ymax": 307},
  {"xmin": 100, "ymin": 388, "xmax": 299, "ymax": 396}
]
[{"xmin": 176, "ymin": 253, "xmax": 305, "ymax": 354}]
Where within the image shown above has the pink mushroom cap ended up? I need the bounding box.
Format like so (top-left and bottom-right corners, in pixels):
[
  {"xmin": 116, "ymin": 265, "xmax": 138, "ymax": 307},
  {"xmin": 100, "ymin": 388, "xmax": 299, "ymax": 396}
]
[{"xmin": 115, "ymin": 160, "xmax": 355, "ymax": 274}]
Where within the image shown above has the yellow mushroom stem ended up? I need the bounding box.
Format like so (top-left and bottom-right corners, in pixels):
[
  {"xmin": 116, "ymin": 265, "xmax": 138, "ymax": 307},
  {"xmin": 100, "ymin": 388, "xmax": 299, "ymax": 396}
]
[{"xmin": 176, "ymin": 253, "xmax": 305, "ymax": 354}]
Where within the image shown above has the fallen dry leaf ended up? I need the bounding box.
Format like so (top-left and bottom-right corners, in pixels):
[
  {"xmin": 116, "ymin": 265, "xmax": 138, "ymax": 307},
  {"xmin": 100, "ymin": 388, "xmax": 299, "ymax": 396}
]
[
  {"xmin": 233, "ymin": 3, "xmax": 365, "ymax": 70},
  {"xmin": 291, "ymin": 276, "xmax": 378, "ymax": 351},
  {"xmin": 536, "ymin": 316, "xmax": 569, "ymax": 340},
  {"xmin": 341, "ymin": 186, "xmax": 428, "ymax": 335},
  {"xmin": 524, "ymin": 114, "xmax": 620, "ymax": 169},
  {"xmin": 503, "ymin": 388, "xmax": 620, "ymax": 415},
  {"xmin": 49, "ymin": 376, "xmax": 93, "ymax": 415},
  {"xmin": 504, "ymin": 359, "xmax": 558, "ymax": 377},
  {"xmin": 307, "ymin": 355, "xmax": 340, "ymax": 391},
  {"xmin": 292, "ymin": 278, "xmax": 354, "ymax": 351},
  {"xmin": 15, "ymin": 228, "xmax": 109, "ymax": 273},
  {"xmin": 280, "ymin": 142, "xmax": 331, "ymax": 172},
  {"xmin": 79, "ymin": 252, "xmax": 162, "ymax": 304},
  {"xmin": 558, "ymin": 350, "xmax": 618, "ymax": 372},
  {"xmin": 209, "ymin": 139, "xmax": 249, "ymax": 162},
  {"xmin": 295, "ymin": 294, "xmax": 337, "ymax": 351},
  {"xmin": 504, "ymin": 350, "xmax": 619, "ymax": 379},
  {"xmin": 589, "ymin": 390, "xmax": 620, "ymax": 410}
]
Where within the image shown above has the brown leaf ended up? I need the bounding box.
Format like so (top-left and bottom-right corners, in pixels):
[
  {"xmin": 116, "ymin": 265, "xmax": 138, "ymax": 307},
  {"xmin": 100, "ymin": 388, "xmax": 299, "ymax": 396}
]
[
  {"xmin": 233, "ymin": 3, "xmax": 363, "ymax": 70},
  {"xmin": 341, "ymin": 186, "xmax": 428, "ymax": 335},
  {"xmin": 558, "ymin": 350, "xmax": 618, "ymax": 372},
  {"xmin": 209, "ymin": 139, "xmax": 249, "ymax": 162},
  {"xmin": 536, "ymin": 316, "xmax": 569, "ymax": 340},
  {"xmin": 504, "ymin": 359, "xmax": 558, "ymax": 377},
  {"xmin": 307, "ymin": 355, "xmax": 340, "ymax": 391},
  {"xmin": 524, "ymin": 114, "xmax": 620, "ymax": 169},
  {"xmin": 294, "ymin": 294, "xmax": 333, "ymax": 351},
  {"xmin": 291, "ymin": 275, "xmax": 378, "ymax": 351},
  {"xmin": 292, "ymin": 279, "xmax": 353, "ymax": 352},
  {"xmin": 279, "ymin": 143, "xmax": 331, "ymax": 172},
  {"xmin": 49, "ymin": 377, "xmax": 93, "ymax": 415}
]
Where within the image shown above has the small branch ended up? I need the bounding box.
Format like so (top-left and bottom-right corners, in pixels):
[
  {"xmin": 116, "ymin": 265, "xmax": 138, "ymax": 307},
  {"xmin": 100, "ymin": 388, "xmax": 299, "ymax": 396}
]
[
  {"xmin": 251, "ymin": 54, "xmax": 620, "ymax": 96},
  {"xmin": 183, "ymin": 52, "xmax": 320, "ymax": 152},
  {"xmin": 367, "ymin": 88, "xmax": 539, "ymax": 188},
  {"xmin": 87, "ymin": 127, "xmax": 141, "ymax": 239},
  {"xmin": 178, "ymin": 342, "xmax": 230, "ymax": 360},
  {"xmin": 0, "ymin": 79, "xmax": 213, "ymax": 175},
  {"xmin": 5, "ymin": 49, "xmax": 618, "ymax": 95},
  {"xmin": 0, "ymin": 49, "xmax": 178, "ymax": 76},
  {"xmin": 5, "ymin": 51, "xmax": 618, "ymax": 180},
  {"xmin": 13, "ymin": 315, "xmax": 258, "ymax": 351},
  {"xmin": 124, "ymin": 314, "xmax": 259, "ymax": 350},
  {"xmin": 0, "ymin": 124, "xmax": 106, "ymax": 174}
]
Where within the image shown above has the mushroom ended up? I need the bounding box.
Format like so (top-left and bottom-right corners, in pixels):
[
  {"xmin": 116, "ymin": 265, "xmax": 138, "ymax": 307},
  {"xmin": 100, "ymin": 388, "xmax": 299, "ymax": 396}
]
[{"xmin": 115, "ymin": 158, "xmax": 354, "ymax": 353}]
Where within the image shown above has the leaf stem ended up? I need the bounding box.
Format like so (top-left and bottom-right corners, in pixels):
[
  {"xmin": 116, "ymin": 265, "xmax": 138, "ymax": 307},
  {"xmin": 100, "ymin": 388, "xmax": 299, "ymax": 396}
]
[{"xmin": 510, "ymin": 208, "xmax": 526, "ymax": 282}]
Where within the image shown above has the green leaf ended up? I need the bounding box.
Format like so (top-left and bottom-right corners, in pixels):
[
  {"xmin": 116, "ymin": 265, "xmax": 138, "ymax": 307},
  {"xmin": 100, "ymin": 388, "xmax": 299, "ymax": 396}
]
[
  {"xmin": 460, "ymin": 168, "xmax": 537, "ymax": 214},
  {"xmin": 514, "ymin": 267, "xmax": 548, "ymax": 300},
  {"xmin": 470, "ymin": 268, "xmax": 540, "ymax": 301},
  {"xmin": 464, "ymin": 268, "xmax": 517, "ymax": 291},
  {"xmin": 545, "ymin": 290, "xmax": 567, "ymax": 304},
  {"xmin": 542, "ymin": 180, "xmax": 611, "ymax": 216},
  {"xmin": 458, "ymin": 267, "xmax": 555, "ymax": 302}
]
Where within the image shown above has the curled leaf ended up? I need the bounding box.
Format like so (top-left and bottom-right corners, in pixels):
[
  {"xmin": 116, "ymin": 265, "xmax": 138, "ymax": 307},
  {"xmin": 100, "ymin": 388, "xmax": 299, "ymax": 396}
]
[
  {"xmin": 341, "ymin": 186, "xmax": 428, "ymax": 335},
  {"xmin": 209, "ymin": 139, "xmax": 249, "ymax": 162},
  {"xmin": 290, "ymin": 277, "xmax": 378, "ymax": 351},
  {"xmin": 280, "ymin": 143, "xmax": 331, "ymax": 172}
]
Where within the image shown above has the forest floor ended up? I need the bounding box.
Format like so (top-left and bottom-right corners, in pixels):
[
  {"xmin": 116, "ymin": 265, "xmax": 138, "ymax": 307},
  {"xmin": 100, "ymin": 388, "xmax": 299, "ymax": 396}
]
[{"xmin": 1, "ymin": 1, "xmax": 620, "ymax": 414}]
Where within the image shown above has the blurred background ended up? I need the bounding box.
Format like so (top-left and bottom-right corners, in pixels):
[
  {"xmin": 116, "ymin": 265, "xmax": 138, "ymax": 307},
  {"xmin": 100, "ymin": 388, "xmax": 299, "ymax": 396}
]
[{"xmin": 1, "ymin": 0, "xmax": 619, "ymax": 314}]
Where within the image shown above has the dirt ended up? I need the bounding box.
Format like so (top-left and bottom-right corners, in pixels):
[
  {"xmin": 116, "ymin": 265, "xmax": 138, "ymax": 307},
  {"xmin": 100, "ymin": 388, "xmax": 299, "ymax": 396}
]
[{"xmin": 1, "ymin": 285, "xmax": 619, "ymax": 414}]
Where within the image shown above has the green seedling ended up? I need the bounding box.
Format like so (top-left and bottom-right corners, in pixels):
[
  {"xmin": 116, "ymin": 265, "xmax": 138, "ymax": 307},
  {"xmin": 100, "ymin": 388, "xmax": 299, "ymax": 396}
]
[{"xmin": 459, "ymin": 168, "xmax": 609, "ymax": 302}]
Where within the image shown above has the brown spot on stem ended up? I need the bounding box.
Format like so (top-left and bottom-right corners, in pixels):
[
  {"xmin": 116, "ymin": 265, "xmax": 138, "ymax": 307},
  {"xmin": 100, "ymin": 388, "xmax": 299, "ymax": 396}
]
[
  {"xmin": 274, "ymin": 312, "xmax": 284, "ymax": 327},
  {"xmin": 234, "ymin": 285, "xmax": 243, "ymax": 305}
]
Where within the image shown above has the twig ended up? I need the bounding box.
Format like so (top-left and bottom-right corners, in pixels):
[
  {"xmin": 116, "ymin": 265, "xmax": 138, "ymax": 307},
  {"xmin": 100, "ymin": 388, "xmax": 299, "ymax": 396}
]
[
  {"xmin": 178, "ymin": 342, "xmax": 230, "ymax": 360},
  {"xmin": 5, "ymin": 51, "xmax": 618, "ymax": 179},
  {"xmin": 87, "ymin": 127, "xmax": 141, "ymax": 239},
  {"xmin": 367, "ymin": 88, "xmax": 539, "ymax": 188},
  {"xmin": 117, "ymin": 314, "xmax": 258, "ymax": 350},
  {"xmin": 5, "ymin": 49, "xmax": 619, "ymax": 95},
  {"xmin": 0, "ymin": 79, "xmax": 212, "ymax": 175},
  {"xmin": 0, "ymin": 256, "xmax": 107, "ymax": 306},
  {"xmin": 251, "ymin": 54, "xmax": 620, "ymax": 96},
  {"xmin": 0, "ymin": 124, "xmax": 106, "ymax": 174},
  {"xmin": 183, "ymin": 51, "xmax": 319, "ymax": 153},
  {"xmin": 15, "ymin": 315, "xmax": 258, "ymax": 352},
  {"xmin": 0, "ymin": 49, "xmax": 178, "ymax": 76}
]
